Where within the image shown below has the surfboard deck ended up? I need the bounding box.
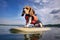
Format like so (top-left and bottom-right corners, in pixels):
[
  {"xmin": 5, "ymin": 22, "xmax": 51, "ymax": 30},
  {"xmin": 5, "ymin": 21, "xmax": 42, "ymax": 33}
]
[{"xmin": 10, "ymin": 27, "xmax": 51, "ymax": 34}]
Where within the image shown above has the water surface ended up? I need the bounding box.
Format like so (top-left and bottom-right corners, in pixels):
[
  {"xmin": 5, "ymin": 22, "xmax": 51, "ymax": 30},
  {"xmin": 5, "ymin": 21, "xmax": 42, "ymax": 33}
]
[{"xmin": 0, "ymin": 26, "xmax": 60, "ymax": 40}]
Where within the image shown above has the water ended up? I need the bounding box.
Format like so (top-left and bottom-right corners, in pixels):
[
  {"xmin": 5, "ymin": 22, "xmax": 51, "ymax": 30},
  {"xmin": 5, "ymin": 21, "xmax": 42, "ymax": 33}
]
[{"xmin": 0, "ymin": 26, "xmax": 60, "ymax": 40}]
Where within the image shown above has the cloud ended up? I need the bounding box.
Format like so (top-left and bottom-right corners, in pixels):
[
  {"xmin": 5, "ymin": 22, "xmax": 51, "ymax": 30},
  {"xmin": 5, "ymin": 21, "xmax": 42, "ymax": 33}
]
[
  {"xmin": 30, "ymin": 0, "xmax": 60, "ymax": 24},
  {"xmin": 29, "ymin": 0, "xmax": 60, "ymax": 8},
  {"xmin": 53, "ymin": 15, "xmax": 60, "ymax": 19},
  {"xmin": 48, "ymin": 0, "xmax": 60, "ymax": 8},
  {"xmin": 42, "ymin": 0, "xmax": 49, "ymax": 3},
  {"xmin": 32, "ymin": 5, "xmax": 53, "ymax": 24},
  {"xmin": 29, "ymin": 0, "xmax": 51, "ymax": 3},
  {"xmin": 28, "ymin": 0, "xmax": 40, "ymax": 3},
  {"xmin": 50, "ymin": 8, "xmax": 60, "ymax": 14}
]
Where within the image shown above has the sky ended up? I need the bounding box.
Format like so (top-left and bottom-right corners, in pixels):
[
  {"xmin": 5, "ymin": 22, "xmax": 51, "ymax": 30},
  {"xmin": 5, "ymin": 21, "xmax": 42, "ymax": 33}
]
[{"xmin": 0, "ymin": 0, "xmax": 60, "ymax": 25}]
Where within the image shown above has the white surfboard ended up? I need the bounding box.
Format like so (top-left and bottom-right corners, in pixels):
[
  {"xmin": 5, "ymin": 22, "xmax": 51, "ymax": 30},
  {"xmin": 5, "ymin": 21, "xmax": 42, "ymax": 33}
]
[{"xmin": 10, "ymin": 27, "xmax": 51, "ymax": 34}]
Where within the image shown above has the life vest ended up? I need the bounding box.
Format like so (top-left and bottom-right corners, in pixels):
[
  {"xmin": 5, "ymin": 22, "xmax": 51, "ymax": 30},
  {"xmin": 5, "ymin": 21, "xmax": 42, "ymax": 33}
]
[{"xmin": 25, "ymin": 14, "xmax": 38, "ymax": 24}]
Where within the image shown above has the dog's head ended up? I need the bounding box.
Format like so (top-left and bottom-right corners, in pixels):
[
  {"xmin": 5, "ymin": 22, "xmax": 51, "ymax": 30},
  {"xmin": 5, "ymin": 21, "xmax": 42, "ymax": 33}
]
[{"xmin": 21, "ymin": 6, "xmax": 35, "ymax": 16}]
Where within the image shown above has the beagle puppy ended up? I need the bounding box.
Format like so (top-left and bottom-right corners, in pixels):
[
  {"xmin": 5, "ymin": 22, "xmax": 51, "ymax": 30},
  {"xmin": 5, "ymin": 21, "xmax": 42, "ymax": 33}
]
[
  {"xmin": 21, "ymin": 6, "xmax": 43, "ymax": 27},
  {"xmin": 21, "ymin": 6, "xmax": 35, "ymax": 16}
]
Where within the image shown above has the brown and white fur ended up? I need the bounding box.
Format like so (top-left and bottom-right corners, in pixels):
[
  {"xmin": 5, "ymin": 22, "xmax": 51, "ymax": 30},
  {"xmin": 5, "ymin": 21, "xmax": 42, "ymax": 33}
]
[{"xmin": 21, "ymin": 6, "xmax": 43, "ymax": 27}]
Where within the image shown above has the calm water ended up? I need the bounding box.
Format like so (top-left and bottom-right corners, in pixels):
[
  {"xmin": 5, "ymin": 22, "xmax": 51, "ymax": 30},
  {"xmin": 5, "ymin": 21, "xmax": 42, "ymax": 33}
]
[{"xmin": 0, "ymin": 26, "xmax": 60, "ymax": 40}]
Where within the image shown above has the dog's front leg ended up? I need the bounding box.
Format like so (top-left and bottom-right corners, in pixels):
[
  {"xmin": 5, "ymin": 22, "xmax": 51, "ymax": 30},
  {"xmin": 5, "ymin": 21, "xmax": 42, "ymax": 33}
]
[
  {"xmin": 25, "ymin": 17, "xmax": 32, "ymax": 27},
  {"xmin": 39, "ymin": 23, "xmax": 43, "ymax": 27}
]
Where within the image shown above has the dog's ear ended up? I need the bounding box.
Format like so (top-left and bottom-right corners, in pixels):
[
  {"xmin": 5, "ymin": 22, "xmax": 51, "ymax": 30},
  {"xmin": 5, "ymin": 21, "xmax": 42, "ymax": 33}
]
[
  {"xmin": 21, "ymin": 10, "xmax": 25, "ymax": 16},
  {"xmin": 29, "ymin": 8, "xmax": 35, "ymax": 16}
]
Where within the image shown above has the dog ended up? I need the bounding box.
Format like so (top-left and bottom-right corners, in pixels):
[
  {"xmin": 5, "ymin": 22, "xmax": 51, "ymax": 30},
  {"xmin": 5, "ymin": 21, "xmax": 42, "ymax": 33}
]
[{"xmin": 21, "ymin": 6, "xmax": 43, "ymax": 27}]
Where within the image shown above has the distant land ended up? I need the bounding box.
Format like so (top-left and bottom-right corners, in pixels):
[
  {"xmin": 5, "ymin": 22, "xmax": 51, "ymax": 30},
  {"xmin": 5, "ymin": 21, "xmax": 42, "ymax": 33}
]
[
  {"xmin": 0, "ymin": 24, "xmax": 60, "ymax": 27},
  {"xmin": 0, "ymin": 24, "xmax": 24, "ymax": 26},
  {"xmin": 44, "ymin": 24, "xmax": 60, "ymax": 27}
]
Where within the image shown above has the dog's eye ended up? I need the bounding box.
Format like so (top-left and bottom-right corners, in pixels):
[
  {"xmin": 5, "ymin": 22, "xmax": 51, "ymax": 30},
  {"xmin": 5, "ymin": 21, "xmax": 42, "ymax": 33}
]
[
  {"xmin": 26, "ymin": 8, "xmax": 28, "ymax": 10},
  {"xmin": 23, "ymin": 8, "xmax": 28, "ymax": 10}
]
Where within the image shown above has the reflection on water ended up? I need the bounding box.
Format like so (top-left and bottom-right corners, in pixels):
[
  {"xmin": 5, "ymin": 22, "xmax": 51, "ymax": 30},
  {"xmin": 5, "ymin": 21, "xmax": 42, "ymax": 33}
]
[{"xmin": 24, "ymin": 34, "xmax": 42, "ymax": 40}]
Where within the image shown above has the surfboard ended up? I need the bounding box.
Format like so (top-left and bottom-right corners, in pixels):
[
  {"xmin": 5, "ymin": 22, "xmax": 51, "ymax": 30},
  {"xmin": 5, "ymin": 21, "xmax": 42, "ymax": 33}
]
[{"xmin": 10, "ymin": 27, "xmax": 51, "ymax": 34}]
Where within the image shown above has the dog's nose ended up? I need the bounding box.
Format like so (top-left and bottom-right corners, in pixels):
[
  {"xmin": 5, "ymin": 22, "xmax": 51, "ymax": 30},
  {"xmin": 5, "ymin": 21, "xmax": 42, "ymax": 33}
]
[
  {"xmin": 21, "ymin": 13, "xmax": 24, "ymax": 16},
  {"xmin": 21, "ymin": 10, "xmax": 25, "ymax": 16}
]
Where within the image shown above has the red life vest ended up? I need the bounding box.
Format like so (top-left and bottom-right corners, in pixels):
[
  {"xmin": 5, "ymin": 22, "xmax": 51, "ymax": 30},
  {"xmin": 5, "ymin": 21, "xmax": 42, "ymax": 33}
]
[{"xmin": 25, "ymin": 15, "xmax": 38, "ymax": 24}]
